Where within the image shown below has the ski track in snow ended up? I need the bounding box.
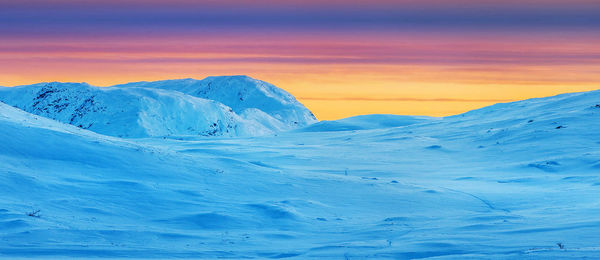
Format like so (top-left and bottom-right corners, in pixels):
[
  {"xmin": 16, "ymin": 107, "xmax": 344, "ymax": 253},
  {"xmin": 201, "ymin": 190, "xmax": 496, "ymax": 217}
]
[{"xmin": 1, "ymin": 86, "xmax": 600, "ymax": 259}]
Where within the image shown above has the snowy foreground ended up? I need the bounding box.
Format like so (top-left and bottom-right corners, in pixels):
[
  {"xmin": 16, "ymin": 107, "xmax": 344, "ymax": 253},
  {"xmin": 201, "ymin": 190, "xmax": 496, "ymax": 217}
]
[{"xmin": 1, "ymin": 81, "xmax": 600, "ymax": 259}]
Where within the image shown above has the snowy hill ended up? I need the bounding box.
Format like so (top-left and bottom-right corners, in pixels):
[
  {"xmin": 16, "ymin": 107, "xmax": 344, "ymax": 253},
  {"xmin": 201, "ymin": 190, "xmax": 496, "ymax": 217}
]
[
  {"xmin": 112, "ymin": 75, "xmax": 317, "ymax": 129},
  {"xmin": 0, "ymin": 76, "xmax": 317, "ymax": 138},
  {"xmin": 299, "ymin": 114, "xmax": 437, "ymax": 132},
  {"xmin": 1, "ymin": 90, "xmax": 600, "ymax": 258}
]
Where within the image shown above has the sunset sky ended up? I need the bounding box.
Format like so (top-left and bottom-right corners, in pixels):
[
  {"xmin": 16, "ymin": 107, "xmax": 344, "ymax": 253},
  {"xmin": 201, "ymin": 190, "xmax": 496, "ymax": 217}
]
[{"xmin": 1, "ymin": 0, "xmax": 600, "ymax": 119}]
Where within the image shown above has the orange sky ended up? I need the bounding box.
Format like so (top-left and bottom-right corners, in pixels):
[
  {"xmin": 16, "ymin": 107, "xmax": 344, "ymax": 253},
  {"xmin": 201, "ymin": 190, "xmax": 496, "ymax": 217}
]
[{"xmin": 2, "ymin": 1, "xmax": 600, "ymax": 120}]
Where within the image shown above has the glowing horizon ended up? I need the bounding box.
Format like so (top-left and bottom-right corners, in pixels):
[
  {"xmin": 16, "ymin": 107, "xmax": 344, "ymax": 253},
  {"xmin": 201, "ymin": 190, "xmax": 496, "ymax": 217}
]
[{"xmin": 1, "ymin": 1, "xmax": 599, "ymax": 120}]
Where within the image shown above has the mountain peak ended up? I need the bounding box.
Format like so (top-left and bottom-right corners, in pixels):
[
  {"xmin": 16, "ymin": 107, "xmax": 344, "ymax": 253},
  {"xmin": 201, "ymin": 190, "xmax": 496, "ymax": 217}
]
[
  {"xmin": 112, "ymin": 75, "xmax": 317, "ymax": 126},
  {"xmin": 204, "ymin": 75, "xmax": 253, "ymax": 80}
]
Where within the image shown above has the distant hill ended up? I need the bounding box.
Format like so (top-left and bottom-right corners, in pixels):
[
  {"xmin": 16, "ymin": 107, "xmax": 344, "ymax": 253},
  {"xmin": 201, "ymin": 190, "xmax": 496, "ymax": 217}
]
[
  {"xmin": 299, "ymin": 114, "xmax": 437, "ymax": 132},
  {"xmin": 0, "ymin": 76, "xmax": 317, "ymax": 138}
]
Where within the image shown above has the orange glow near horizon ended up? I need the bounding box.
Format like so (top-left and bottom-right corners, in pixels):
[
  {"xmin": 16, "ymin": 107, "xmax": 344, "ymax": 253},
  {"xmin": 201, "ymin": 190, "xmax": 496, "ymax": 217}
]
[{"xmin": 2, "ymin": 32, "xmax": 600, "ymax": 120}]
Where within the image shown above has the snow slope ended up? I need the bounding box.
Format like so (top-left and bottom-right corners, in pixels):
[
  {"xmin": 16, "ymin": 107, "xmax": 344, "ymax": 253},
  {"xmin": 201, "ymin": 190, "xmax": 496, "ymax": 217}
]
[
  {"xmin": 112, "ymin": 75, "xmax": 318, "ymax": 129},
  {"xmin": 0, "ymin": 76, "xmax": 317, "ymax": 138},
  {"xmin": 299, "ymin": 114, "xmax": 437, "ymax": 132},
  {"xmin": 1, "ymin": 90, "xmax": 600, "ymax": 259}
]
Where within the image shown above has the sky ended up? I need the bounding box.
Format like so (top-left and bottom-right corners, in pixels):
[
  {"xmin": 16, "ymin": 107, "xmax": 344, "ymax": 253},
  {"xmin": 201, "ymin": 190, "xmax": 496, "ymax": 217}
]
[{"xmin": 1, "ymin": 0, "xmax": 600, "ymax": 119}]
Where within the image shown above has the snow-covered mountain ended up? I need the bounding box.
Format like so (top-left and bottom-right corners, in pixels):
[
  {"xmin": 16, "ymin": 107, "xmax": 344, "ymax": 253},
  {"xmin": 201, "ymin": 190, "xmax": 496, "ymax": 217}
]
[
  {"xmin": 113, "ymin": 76, "xmax": 317, "ymax": 128},
  {"xmin": 1, "ymin": 89, "xmax": 600, "ymax": 258},
  {"xmin": 0, "ymin": 76, "xmax": 317, "ymax": 138}
]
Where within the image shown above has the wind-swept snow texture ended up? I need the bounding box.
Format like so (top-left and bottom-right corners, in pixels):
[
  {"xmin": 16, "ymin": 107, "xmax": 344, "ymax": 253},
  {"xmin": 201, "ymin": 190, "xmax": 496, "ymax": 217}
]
[
  {"xmin": 0, "ymin": 76, "xmax": 317, "ymax": 138},
  {"xmin": 1, "ymin": 89, "xmax": 600, "ymax": 259}
]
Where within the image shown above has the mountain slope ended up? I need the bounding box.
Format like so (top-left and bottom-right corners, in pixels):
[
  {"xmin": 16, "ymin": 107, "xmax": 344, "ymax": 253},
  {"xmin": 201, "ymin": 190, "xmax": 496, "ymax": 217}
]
[
  {"xmin": 0, "ymin": 76, "xmax": 318, "ymax": 138},
  {"xmin": 113, "ymin": 75, "xmax": 318, "ymax": 128}
]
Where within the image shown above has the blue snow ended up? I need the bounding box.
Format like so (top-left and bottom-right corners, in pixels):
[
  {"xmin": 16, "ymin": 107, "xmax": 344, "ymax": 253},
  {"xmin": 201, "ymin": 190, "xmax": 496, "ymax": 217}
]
[{"xmin": 0, "ymin": 77, "xmax": 599, "ymax": 258}]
